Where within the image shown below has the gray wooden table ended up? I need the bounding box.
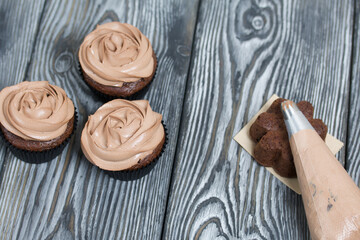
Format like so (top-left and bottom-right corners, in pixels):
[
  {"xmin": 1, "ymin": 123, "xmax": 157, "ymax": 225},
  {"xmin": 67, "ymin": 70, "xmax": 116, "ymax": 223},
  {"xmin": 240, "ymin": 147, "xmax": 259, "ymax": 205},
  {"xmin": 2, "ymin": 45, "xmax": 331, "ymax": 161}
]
[{"xmin": 0, "ymin": 0, "xmax": 359, "ymax": 239}]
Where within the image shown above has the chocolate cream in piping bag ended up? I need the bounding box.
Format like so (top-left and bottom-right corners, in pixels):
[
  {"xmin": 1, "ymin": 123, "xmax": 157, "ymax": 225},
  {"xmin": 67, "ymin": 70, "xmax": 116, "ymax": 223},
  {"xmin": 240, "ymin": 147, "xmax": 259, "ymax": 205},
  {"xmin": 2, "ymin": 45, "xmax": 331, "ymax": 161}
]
[
  {"xmin": 81, "ymin": 99, "xmax": 164, "ymax": 171},
  {"xmin": 282, "ymin": 101, "xmax": 360, "ymax": 240},
  {"xmin": 78, "ymin": 22, "xmax": 155, "ymax": 87},
  {"xmin": 0, "ymin": 81, "xmax": 74, "ymax": 141}
]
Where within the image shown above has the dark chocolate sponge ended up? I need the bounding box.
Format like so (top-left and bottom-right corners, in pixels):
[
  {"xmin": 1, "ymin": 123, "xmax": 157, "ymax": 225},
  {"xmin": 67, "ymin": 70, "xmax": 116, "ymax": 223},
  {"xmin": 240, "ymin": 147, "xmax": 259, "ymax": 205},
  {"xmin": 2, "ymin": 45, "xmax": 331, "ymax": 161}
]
[
  {"xmin": 81, "ymin": 53, "xmax": 157, "ymax": 98},
  {"xmin": 250, "ymin": 98, "xmax": 328, "ymax": 178},
  {"xmin": 1, "ymin": 116, "xmax": 75, "ymax": 151}
]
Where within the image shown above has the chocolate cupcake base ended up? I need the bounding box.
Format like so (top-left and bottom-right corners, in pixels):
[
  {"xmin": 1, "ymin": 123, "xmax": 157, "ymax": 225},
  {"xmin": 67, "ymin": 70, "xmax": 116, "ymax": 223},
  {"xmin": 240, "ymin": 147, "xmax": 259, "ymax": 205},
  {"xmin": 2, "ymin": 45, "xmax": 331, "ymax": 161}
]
[
  {"xmin": 104, "ymin": 121, "xmax": 168, "ymax": 181},
  {"xmin": 0, "ymin": 111, "xmax": 78, "ymax": 164},
  {"xmin": 78, "ymin": 54, "xmax": 157, "ymax": 101}
]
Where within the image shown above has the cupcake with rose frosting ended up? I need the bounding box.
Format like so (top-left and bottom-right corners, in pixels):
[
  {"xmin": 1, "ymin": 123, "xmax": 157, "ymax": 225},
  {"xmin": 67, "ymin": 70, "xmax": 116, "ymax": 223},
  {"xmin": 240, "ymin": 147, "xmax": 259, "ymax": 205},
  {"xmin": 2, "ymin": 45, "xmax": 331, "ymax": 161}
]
[
  {"xmin": 0, "ymin": 81, "xmax": 76, "ymax": 163},
  {"xmin": 79, "ymin": 22, "xmax": 157, "ymax": 98},
  {"xmin": 81, "ymin": 99, "xmax": 165, "ymax": 179}
]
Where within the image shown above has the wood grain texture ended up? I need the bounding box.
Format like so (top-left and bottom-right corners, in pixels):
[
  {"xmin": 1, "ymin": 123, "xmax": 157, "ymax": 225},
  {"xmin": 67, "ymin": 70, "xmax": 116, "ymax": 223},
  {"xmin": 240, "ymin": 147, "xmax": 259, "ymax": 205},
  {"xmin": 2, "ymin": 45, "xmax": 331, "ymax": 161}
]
[
  {"xmin": 0, "ymin": 0, "xmax": 199, "ymax": 239},
  {"xmin": 347, "ymin": 0, "xmax": 360, "ymax": 185},
  {"xmin": 0, "ymin": 0, "xmax": 45, "ymax": 88},
  {"xmin": 163, "ymin": 0, "xmax": 353, "ymax": 239},
  {"xmin": 0, "ymin": 0, "xmax": 45, "ymax": 178}
]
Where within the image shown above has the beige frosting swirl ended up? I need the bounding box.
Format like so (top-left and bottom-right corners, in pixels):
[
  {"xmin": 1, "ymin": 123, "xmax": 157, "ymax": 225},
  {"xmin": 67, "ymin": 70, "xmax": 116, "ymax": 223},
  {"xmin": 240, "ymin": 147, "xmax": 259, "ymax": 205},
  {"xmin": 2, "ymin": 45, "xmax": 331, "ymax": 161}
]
[
  {"xmin": 81, "ymin": 99, "xmax": 164, "ymax": 171},
  {"xmin": 0, "ymin": 81, "xmax": 75, "ymax": 141},
  {"xmin": 79, "ymin": 22, "xmax": 155, "ymax": 87}
]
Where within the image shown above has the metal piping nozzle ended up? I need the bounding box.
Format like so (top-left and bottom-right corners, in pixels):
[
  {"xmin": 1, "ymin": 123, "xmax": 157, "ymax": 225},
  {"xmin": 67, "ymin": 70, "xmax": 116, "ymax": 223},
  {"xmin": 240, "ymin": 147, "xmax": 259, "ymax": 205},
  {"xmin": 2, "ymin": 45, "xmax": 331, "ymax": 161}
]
[{"xmin": 281, "ymin": 100, "xmax": 314, "ymax": 138}]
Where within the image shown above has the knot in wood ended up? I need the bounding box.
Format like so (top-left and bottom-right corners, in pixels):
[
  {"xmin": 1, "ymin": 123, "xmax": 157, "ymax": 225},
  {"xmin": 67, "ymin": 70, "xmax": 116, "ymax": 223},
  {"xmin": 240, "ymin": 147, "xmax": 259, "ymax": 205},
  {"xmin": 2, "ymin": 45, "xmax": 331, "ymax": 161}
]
[{"xmin": 54, "ymin": 51, "xmax": 73, "ymax": 73}]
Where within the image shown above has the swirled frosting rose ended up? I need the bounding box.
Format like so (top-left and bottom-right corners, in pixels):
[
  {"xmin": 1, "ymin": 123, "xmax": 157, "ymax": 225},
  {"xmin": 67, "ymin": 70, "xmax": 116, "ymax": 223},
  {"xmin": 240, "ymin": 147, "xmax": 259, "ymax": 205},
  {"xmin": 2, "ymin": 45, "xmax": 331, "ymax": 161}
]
[
  {"xmin": 0, "ymin": 81, "xmax": 75, "ymax": 141},
  {"xmin": 79, "ymin": 22, "xmax": 155, "ymax": 87},
  {"xmin": 81, "ymin": 99, "xmax": 164, "ymax": 171}
]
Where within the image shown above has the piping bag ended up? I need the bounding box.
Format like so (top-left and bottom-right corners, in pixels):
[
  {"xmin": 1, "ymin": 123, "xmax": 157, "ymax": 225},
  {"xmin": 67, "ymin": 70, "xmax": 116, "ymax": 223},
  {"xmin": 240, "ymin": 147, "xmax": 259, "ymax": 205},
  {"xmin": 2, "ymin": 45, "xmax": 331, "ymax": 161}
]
[{"xmin": 281, "ymin": 101, "xmax": 360, "ymax": 240}]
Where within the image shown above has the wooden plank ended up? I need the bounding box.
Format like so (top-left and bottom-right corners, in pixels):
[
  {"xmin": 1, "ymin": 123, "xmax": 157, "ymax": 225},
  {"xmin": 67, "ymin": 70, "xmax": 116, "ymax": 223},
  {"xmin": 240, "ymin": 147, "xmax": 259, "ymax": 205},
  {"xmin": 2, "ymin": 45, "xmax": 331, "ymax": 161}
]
[
  {"xmin": 0, "ymin": 0, "xmax": 199, "ymax": 239},
  {"xmin": 0, "ymin": 0, "xmax": 46, "ymax": 179},
  {"xmin": 163, "ymin": 0, "xmax": 353, "ymax": 239},
  {"xmin": 347, "ymin": 0, "xmax": 360, "ymax": 184},
  {"xmin": 0, "ymin": 0, "xmax": 46, "ymax": 88}
]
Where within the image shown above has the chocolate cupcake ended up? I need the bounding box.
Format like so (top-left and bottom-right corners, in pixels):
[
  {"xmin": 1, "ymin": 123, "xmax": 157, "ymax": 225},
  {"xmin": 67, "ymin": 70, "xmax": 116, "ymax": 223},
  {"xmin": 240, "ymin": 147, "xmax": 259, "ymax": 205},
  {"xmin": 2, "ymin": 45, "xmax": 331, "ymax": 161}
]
[
  {"xmin": 0, "ymin": 81, "xmax": 76, "ymax": 163},
  {"xmin": 78, "ymin": 22, "xmax": 157, "ymax": 98},
  {"xmin": 81, "ymin": 99, "xmax": 165, "ymax": 180}
]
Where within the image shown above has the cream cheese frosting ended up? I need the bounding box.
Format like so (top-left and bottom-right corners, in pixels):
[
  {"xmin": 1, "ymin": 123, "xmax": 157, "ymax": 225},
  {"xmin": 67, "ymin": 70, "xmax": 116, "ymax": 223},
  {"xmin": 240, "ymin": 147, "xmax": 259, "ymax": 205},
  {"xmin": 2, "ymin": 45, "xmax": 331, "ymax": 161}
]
[
  {"xmin": 79, "ymin": 22, "xmax": 155, "ymax": 87},
  {"xmin": 0, "ymin": 81, "xmax": 75, "ymax": 141},
  {"xmin": 81, "ymin": 99, "xmax": 164, "ymax": 171}
]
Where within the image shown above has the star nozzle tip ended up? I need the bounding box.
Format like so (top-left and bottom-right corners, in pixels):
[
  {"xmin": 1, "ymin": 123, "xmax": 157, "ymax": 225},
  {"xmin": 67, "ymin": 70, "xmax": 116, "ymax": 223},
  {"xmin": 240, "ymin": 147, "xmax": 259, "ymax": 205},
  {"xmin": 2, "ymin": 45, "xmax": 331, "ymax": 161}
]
[{"xmin": 280, "ymin": 100, "xmax": 313, "ymax": 138}]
